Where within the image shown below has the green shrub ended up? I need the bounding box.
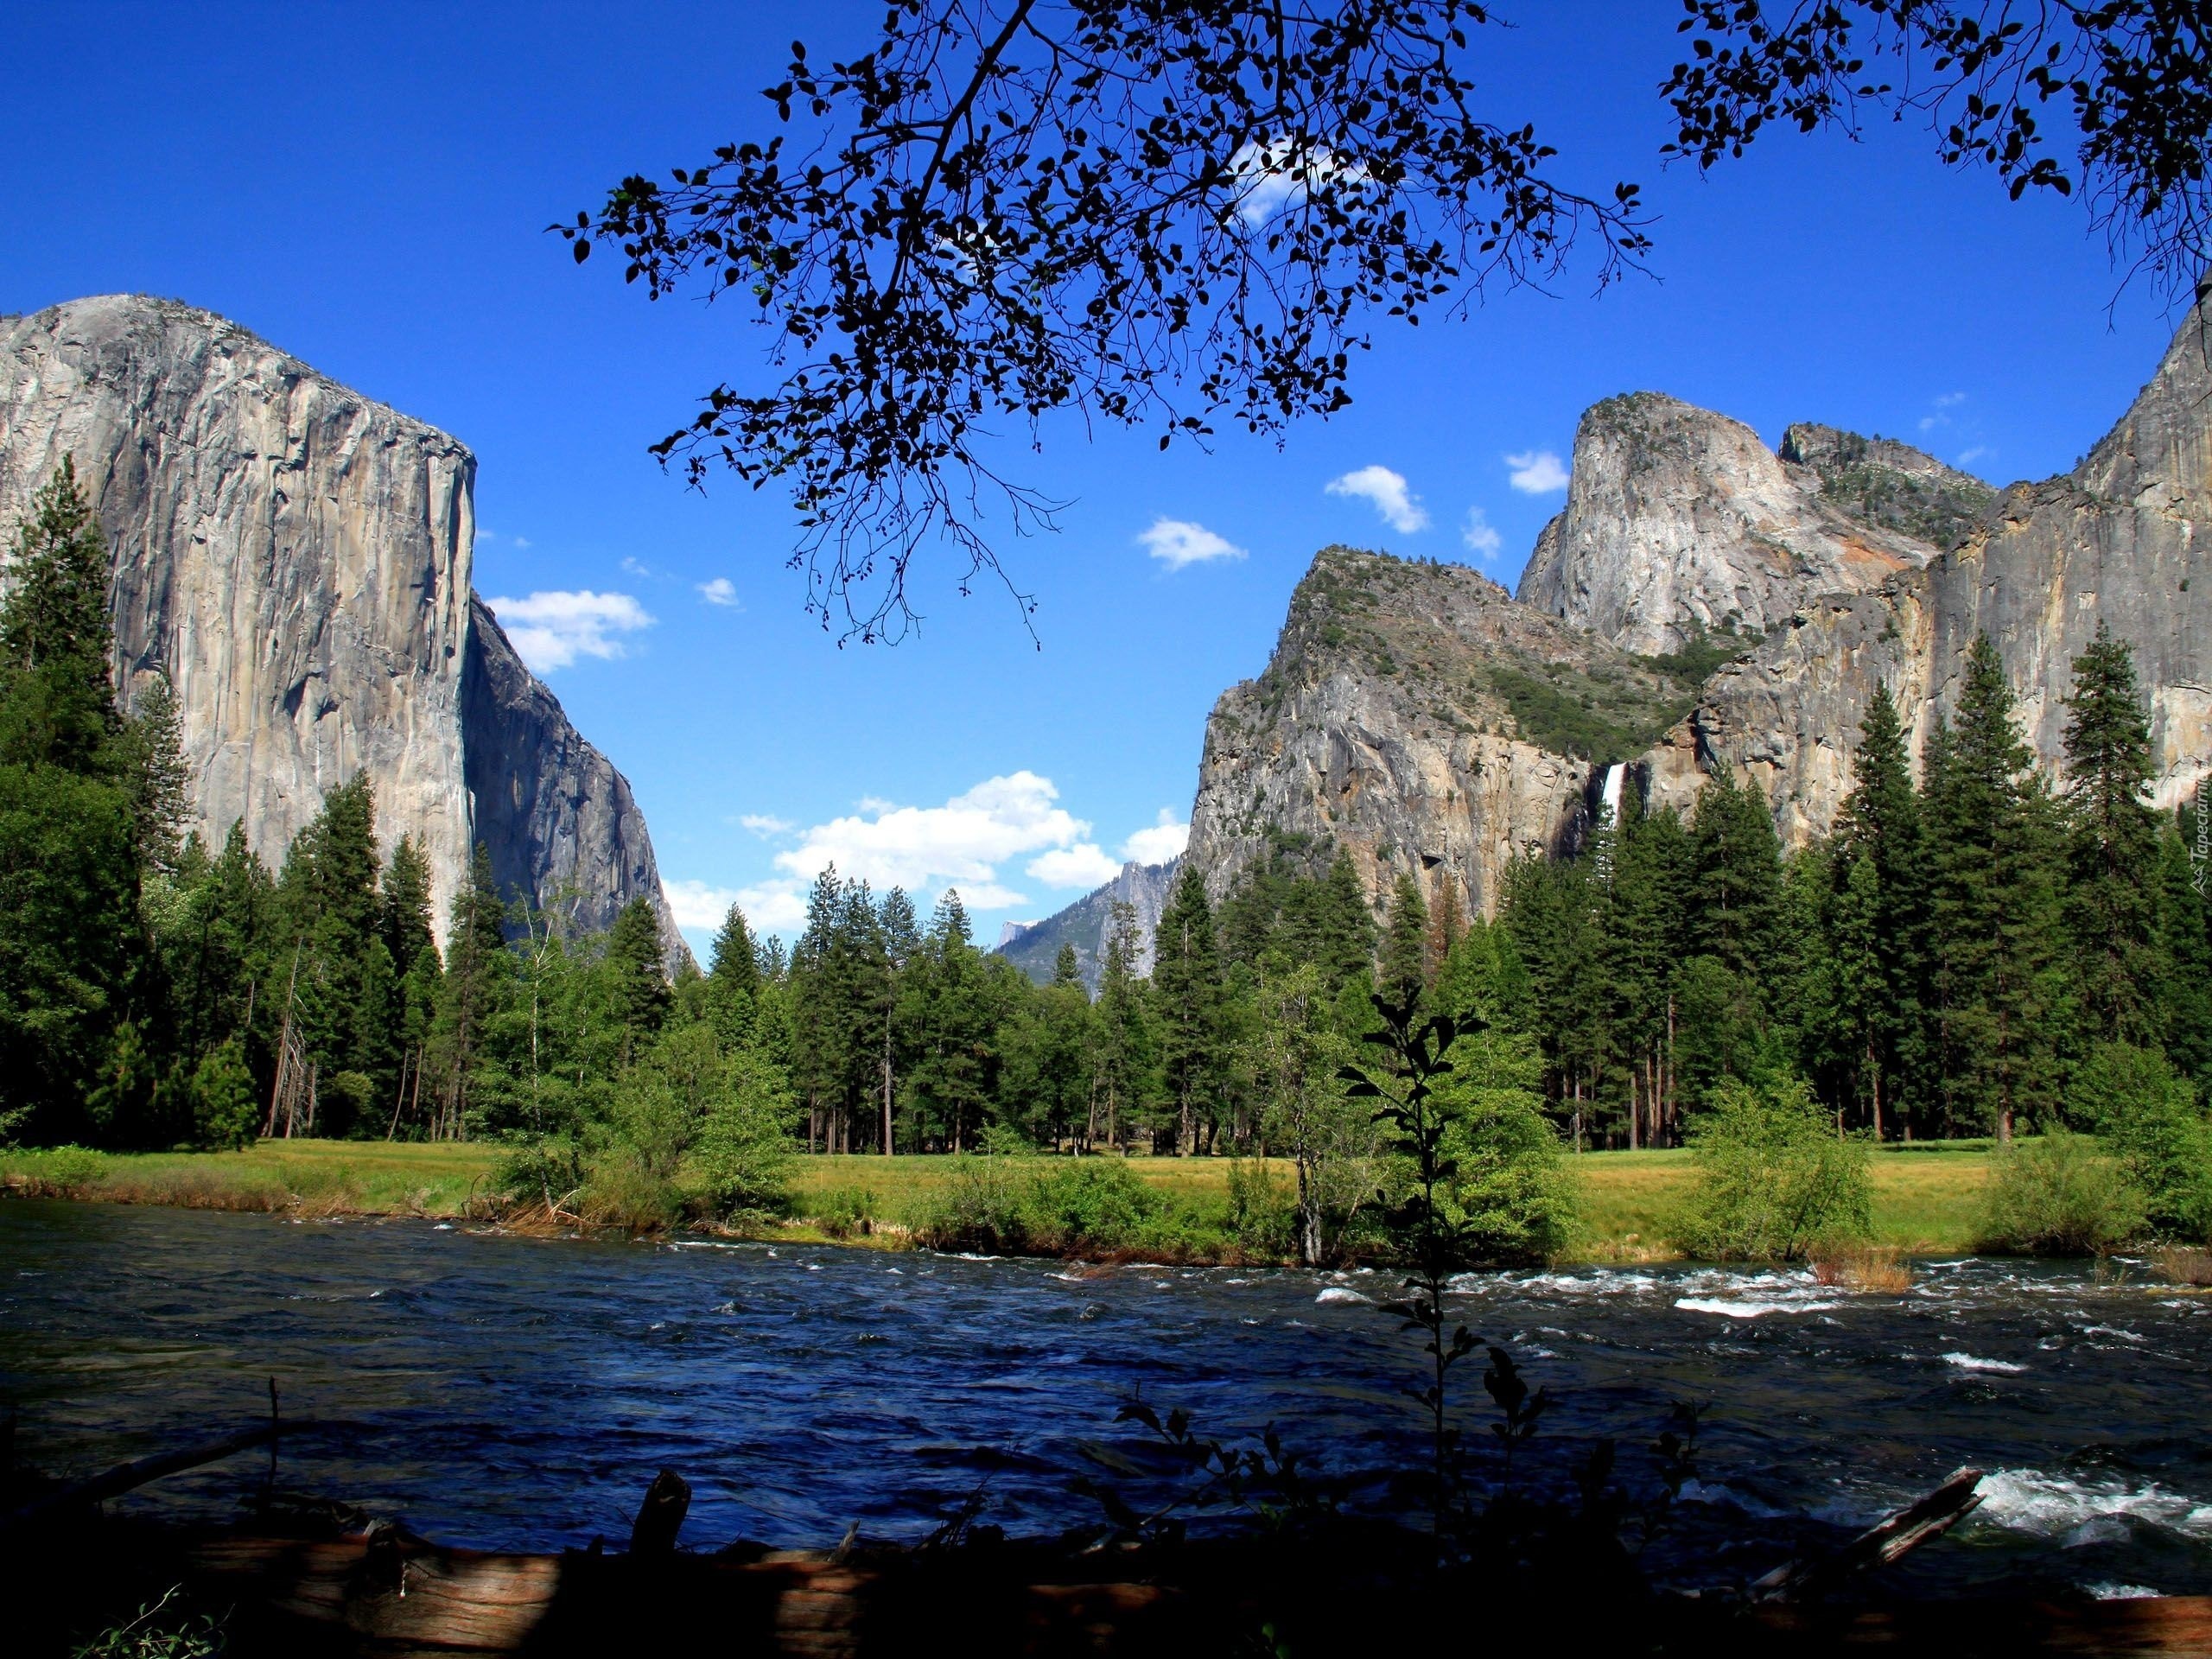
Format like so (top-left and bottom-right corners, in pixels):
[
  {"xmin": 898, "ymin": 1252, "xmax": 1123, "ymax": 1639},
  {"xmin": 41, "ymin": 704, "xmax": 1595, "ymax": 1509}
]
[
  {"xmin": 2, "ymin": 1144, "xmax": 108, "ymax": 1197},
  {"xmin": 1224, "ymin": 1159, "xmax": 1296, "ymax": 1260},
  {"xmin": 1978, "ymin": 1129, "xmax": 2145, "ymax": 1255},
  {"xmin": 912, "ymin": 1154, "xmax": 1033, "ymax": 1252},
  {"xmin": 1026, "ymin": 1157, "xmax": 1160, "ymax": 1255},
  {"xmin": 690, "ymin": 1048, "xmax": 795, "ymax": 1218},
  {"xmin": 1426, "ymin": 1028, "xmax": 1579, "ymax": 1266},
  {"xmin": 2073, "ymin": 1045, "xmax": 2212, "ymax": 1242},
  {"xmin": 1670, "ymin": 1077, "xmax": 1872, "ymax": 1261},
  {"xmin": 187, "ymin": 1040, "xmax": 257, "ymax": 1151},
  {"xmin": 496, "ymin": 1135, "xmax": 587, "ymax": 1211},
  {"xmin": 811, "ymin": 1185, "xmax": 879, "ymax": 1238}
]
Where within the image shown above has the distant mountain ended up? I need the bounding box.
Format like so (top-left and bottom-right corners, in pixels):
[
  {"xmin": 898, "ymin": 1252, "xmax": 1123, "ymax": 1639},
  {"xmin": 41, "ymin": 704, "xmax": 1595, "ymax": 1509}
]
[{"xmin": 996, "ymin": 858, "xmax": 1180, "ymax": 991}]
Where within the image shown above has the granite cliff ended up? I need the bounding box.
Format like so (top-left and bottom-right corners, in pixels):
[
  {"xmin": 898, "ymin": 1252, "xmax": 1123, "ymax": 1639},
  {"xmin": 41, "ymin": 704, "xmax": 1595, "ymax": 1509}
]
[
  {"xmin": 1516, "ymin": 392, "xmax": 1960, "ymax": 656},
  {"xmin": 0, "ymin": 295, "xmax": 682, "ymax": 957},
  {"xmin": 1650, "ymin": 303, "xmax": 2211, "ymax": 831},
  {"xmin": 1018, "ymin": 308, "xmax": 2207, "ymax": 955},
  {"xmin": 1179, "ymin": 547, "xmax": 1714, "ymax": 921},
  {"xmin": 1000, "ymin": 858, "xmax": 1180, "ymax": 990}
]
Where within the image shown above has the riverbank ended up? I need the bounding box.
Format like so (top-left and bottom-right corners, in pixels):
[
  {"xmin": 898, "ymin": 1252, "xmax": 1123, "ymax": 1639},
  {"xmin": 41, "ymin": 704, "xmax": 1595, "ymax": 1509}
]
[{"xmin": 0, "ymin": 1140, "xmax": 2000, "ymax": 1261}]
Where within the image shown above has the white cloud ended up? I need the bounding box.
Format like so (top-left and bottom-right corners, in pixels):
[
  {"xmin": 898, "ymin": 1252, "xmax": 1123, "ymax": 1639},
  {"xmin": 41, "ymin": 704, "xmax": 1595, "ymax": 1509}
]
[
  {"xmin": 1935, "ymin": 391, "xmax": 1967, "ymax": 408},
  {"xmin": 512, "ymin": 536, "xmax": 531, "ymax": 550},
  {"xmin": 690, "ymin": 776, "xmax": 1179, "ymax": 936},
  {"xmin": 486, "ymin": 589, "xmax": 654, "ymax": 672},
  {"xmin": 1120, "ymin": 809, "xmax": 1190, "ymax": 867},
  {"xmin": 1505, "ymin": 450, "xmax": 1570, "ymax": 494},
  {"xmin": 1325, "ymin": 465, "xmax": 1429, "ymax": 533},
  {"xmin": 696, "ymin": 577, "xmax": 741, "ymax": 607},
  {"xmin": 662, "ymin": 878, "xmax": 746, "ymax": 931},
  {"xmin": 777, "ymin": 772, "xmax": 1088, "ymax": 893},
  {"xmin": 620, "ymin": 556, "xmax": 654, "ymax": 577},
  {"xmin": 1460, "ymin": 506, "xmax": 1503, "ymax": 557},
  {"xmin": 1955, "ymin": 445, "xmax": 1994, "ymax": 467},
  {"xmin": 1228, "ymin": 137, "xmax": 1368, "ymax": 226},
  {"xmin": 1140, "ymin": 518, "xmax": 1247, "ymax": 570},
  {"xmin": 1029, "ymin": 844, "xmax": 1124, "ymax": 889}
]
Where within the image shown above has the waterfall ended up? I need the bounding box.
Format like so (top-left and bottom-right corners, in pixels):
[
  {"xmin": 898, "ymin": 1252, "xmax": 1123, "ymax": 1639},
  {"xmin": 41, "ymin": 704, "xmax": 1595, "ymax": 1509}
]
[{"xmin": 1599, "ymin": 763, "xmax": 1626, "ymax": 830}]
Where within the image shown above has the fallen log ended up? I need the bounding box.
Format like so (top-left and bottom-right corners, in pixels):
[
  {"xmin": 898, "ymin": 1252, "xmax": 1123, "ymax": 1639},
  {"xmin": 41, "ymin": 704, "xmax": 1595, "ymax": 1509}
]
[
  {"xmin": 1751, "ymin": 1466, "xmax": 1985, "ymax": 1605},
  {"xmin": 0, "ymin": 1420, "xmax": 349, "ymax": 1536}
]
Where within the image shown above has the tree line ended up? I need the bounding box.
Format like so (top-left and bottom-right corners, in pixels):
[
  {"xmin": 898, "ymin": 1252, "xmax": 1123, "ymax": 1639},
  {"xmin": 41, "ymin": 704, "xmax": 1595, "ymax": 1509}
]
[
  {"xmin": 1500, "ymin": 632, "xmax": 2212, "ymax": 1147},
  {"xmin": 5, "ymin": 460, "xmax": 2206, "ymax": 1201}
]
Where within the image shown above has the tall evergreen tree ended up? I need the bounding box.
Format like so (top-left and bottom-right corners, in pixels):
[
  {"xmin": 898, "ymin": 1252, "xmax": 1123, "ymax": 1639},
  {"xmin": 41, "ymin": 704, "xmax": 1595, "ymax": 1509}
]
[
  {"xmin": 432, "ymin": 845, "xmax": 511, "ymax": 1138},
  {"xmin": 1052, "ymin": 941, "xmax": 1083, "ymax": 989},
  {"xmin": 1827, "ymin": 687, "xmax": 1929, "ymax": 1138},
  {"xmin": 2158, "ymin": 794, "xmax": 2212, "ymax": 1086},
  {"xmin": 1090, "ymin": 899, "xmax": 1154, "ymax": 1149},
  {"xmin": 0, "ymin": 461, "xmax": 147, "ymax": 1141},
  {"xmin": 1152, "ymin": 865, "xmax": 1226, "ymax": 1154},
  {"xmin": 2061, "ymin": 625, "xmax": 2164, "ymax": 1045},
  {"xmin": 604, "ymin": 896, "xmax": 672, "ymax": 1064},
  {"xmin": 1925, "ymin": 636, "xmax": 2069, "ymax": 1140},
  {"xmin": 1378, "ymin": 868, "xmax": 1429, "ymax": 1001},
  {"xmin": 1687, "ymin": 771, "xmax": 1784, "ymax": 982}
]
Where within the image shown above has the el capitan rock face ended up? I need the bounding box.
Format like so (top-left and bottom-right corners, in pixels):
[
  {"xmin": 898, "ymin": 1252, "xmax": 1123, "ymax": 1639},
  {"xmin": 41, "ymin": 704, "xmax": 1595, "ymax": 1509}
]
[{"xmin": 0, "ymin": 294, "xmax": 681, "ymax": 953}]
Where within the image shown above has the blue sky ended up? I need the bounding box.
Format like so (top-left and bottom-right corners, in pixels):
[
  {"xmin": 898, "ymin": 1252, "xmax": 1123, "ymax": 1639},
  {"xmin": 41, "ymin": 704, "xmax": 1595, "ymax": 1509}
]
[{"xmin": 2, "ymin": 3, "xmax": 2187, "ymax": 954}]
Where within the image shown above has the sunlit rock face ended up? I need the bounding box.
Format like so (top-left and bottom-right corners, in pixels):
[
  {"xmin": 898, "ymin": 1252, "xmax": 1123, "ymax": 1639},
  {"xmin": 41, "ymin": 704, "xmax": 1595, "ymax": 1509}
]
[
  {"xmin": 1664, "ymin": 305, "xmax": 2212, "ymax": 828},
  {"xmin": 1517, "ymin": 391, "xmax": 1940, "ymax": 658},
  {"xmin": 0, "ymin": 295, "xmax": 681, "ymax": 952},
  {"xmin": 1185, "ymin": 547, "xmax": 1680, "ymax": 921}
]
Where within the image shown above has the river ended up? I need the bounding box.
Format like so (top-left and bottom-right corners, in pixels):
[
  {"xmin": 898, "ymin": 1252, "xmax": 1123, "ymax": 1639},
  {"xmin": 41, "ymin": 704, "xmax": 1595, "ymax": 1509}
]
[{"xmin": 3, "ymin": 1200, "xmax": 2208, "ymax": 1599}]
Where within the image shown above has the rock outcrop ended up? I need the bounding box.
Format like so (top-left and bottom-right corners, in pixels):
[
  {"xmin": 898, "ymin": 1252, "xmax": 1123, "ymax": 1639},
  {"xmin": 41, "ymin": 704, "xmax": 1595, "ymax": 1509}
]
[
  {"xmin": 1183, "ymin": 548, "xmax": 1707, "ymax": 921},
  {"xmin": 461, "ymin": 597, "xmax": 686, "ymax": 961},
  {"xmin": 999, "ymin": 858, "xmax": 1181, "ymax": 990},
  {"xmin": 0, "ymin": 295, "xmax": 681, "ymax": 953},
  {"xmin": 1516, "ymin": 392, "xmax": 1942, "ymax": 656},
  {"xmin": 1655, "ymin": 303, "xmax": 2212, "ymax": 828}
]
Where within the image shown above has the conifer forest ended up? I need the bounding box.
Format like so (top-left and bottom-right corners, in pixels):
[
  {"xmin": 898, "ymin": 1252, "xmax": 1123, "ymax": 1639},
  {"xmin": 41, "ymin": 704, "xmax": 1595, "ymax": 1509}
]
[{"xmin": 8, "ymin": 462, "xmax": 2209, "ymax": 1266}]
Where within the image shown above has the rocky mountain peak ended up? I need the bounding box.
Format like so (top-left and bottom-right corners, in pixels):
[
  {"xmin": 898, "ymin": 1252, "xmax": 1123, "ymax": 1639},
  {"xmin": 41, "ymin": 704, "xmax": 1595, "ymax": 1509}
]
[
  {"xmin": 1517, "ymin": 390, "xmax": 1938, "ymax": 656},
  {"xmin": 1778, "ymin": 422, "xmax": 1996, "ymax": 550}
]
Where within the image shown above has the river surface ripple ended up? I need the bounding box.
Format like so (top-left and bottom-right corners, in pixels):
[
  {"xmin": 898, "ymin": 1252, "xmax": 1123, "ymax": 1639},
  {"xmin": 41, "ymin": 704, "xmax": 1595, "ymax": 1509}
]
[{"xmin": 3, "ymin": 1200, "xmax": 2209, "ymax": 1598}]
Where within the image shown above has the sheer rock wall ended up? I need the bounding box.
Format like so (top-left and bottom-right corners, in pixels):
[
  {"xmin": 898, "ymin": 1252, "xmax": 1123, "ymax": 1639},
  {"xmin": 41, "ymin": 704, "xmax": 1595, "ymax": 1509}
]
[{"xmin": 0, "ymin": 295, "xmax": 682, "ymax": 952}]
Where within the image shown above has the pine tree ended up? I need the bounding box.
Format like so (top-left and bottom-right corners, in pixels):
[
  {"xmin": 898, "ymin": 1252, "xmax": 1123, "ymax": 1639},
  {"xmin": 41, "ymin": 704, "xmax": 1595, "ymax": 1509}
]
[
  {"xmin": 1312, "ymin": 849, "xmax": 1378, "ymax": 995},
  {"xmin": 1925, "ymin": 636, "xmax": 2069, "ymax": 1140},
  {"xmin": 604, "ymin": 896, "xmax": 672, "ymax": 1064},
  {"xmin": 2061, "ymin": 625, "xmax": 2164, "ymax": 1045},
  {"xmin": 1152, "ymin": 865, "xmax": 1225, "ymax": 1154},
  {"xmin": 0, "ymin": 461, "xmax": 146, "ymax": 1141},
  {"xmin": 1827, "ymin": 687, "xmax": 1929, "ymax": 1138},
  {"xmin": 704, "ymin": 902, "xmax": 760, "ymax": 1049},
  {"xmin": 431, "ymin": 845, "xmax": 511, "ymax": 1139},
  {"xmin": 0, "ymin": 458, "xmax": 122, "ymax": 775},
  {"xmin": 2158, "ymin": 793, "xmax": 2212, "ymax": 1087},
  {"xmin": 1687, "ymin": 771, "xmax": 1784, "ymax": 983},
  {"xmin": 1052, "ymin": 941, "xmax": 1083, "ymax": 989},
  {"xmin": 1379, "ymin": 868, "xmax": 1429, "ymax": 1001},
  {"xmin": 380, "ymin": 837, "xmax": 438, "ymax": 981},
  {"xmin": 1090, "ymin": 899, "xmax": 1156, "ymax": 1150},
  {"xmin": 121, "ymin": 672, "xmax": 193, "ymax": 879}
]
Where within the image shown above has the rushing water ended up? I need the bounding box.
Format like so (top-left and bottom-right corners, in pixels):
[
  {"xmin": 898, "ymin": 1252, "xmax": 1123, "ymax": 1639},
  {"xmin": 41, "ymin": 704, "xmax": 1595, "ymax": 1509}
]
[{"xmin": 3, "ymin": 1200, "xmax": 2209, "ymax": 1599}]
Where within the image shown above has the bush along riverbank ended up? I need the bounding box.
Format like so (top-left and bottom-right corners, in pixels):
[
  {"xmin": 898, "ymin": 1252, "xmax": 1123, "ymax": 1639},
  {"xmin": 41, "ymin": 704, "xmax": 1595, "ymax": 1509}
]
[{"xmin": 14, "ymin": 1126, "xmax": 2205, "ymax": 1273}]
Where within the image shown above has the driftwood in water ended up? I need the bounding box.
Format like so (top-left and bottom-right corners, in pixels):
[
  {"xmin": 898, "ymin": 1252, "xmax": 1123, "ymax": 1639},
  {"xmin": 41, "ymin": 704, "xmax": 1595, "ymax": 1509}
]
[
  {"xmin": 0, "ymin": 1420, "xmax": 345, "ymax": 1536},
  {"xmin": 627, "ymin": 1469, "xmax": 690, "ymax": 1555},
  {"xmin": 1751, "ymin": 1466, "xmax": 1985, "ymax": 1604}
]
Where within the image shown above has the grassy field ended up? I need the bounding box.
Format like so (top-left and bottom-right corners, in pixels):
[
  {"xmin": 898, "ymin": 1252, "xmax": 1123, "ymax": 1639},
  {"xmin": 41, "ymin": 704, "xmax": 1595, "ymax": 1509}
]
[{"xmin": 1, "ymin": 1138, "xmax": 1999, "ymax": 1261}]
